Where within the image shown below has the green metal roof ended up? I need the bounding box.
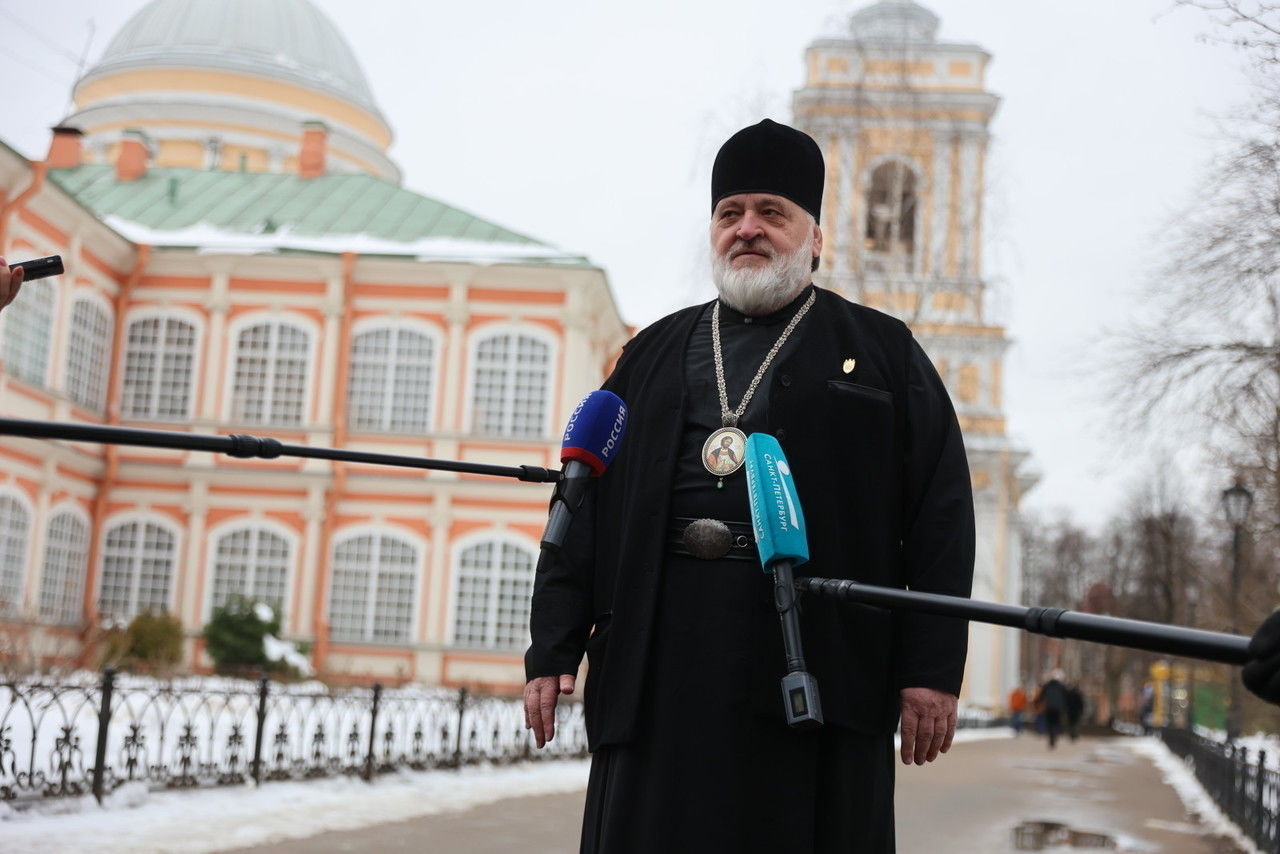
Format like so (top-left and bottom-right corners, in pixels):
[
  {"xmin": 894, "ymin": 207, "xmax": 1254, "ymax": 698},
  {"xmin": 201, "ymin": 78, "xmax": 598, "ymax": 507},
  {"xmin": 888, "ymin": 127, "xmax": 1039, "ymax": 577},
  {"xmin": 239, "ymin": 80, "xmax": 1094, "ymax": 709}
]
[{"xmin": 47, "ymin": 166, "xmax": 583, "ymax": 262}]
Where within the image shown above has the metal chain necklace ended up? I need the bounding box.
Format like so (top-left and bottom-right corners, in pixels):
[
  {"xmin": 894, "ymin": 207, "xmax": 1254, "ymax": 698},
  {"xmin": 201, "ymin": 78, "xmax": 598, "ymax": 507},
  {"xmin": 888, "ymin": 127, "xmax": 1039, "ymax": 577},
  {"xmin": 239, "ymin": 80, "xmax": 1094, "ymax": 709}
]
[{"xmin": 702, "ymin": 288, "xmax": 816, "ymax": 487}]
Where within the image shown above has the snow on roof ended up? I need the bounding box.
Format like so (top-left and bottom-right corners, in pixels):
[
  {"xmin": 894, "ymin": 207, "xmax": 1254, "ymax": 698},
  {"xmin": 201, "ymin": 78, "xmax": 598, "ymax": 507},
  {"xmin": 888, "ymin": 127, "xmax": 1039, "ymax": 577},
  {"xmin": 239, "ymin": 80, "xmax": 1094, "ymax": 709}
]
[{"xmin": 103, "ymin": 216, "xmax": 593, "ymax": 265}]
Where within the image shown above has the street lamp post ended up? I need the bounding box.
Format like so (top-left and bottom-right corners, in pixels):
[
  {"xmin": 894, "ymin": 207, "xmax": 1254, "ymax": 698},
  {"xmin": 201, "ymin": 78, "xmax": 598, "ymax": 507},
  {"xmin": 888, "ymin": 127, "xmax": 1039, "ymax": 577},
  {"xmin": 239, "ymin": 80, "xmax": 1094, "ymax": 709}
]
[
  {"xmin": 1222, "ymin": 480, "xmax": 1254, "ymax": 741},
  {"xmin": 1186, "ymin": 583, "xmax": 1197, "ymax": 729}
]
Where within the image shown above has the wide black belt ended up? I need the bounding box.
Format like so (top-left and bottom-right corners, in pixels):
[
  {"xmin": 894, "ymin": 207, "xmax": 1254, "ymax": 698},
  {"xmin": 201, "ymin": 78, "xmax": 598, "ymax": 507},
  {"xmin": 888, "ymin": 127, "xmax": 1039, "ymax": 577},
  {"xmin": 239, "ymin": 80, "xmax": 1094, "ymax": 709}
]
[{"xmin": 667, "ymin": 517, "xmax": 758, "ymax": 562}]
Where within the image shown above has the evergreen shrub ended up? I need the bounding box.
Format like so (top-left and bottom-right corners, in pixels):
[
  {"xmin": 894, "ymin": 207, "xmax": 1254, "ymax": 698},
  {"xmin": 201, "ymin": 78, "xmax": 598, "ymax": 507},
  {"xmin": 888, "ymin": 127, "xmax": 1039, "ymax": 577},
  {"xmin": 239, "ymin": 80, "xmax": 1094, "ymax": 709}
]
[{"xmin": 202, "ymin": 597, "xmax": 286, "ymax": 676}]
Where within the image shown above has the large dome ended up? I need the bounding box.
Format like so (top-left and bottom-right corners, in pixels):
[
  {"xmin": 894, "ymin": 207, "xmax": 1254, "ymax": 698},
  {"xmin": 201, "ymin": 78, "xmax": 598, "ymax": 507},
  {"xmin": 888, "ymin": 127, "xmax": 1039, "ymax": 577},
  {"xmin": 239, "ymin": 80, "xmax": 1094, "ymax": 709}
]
[
  {"xmin": 849, "ymin": 0, "xmax": 940, "ymax": 42},
  {"xmin": 64, "ymin": 0, "xmax": 399, "ymax": 181},
  {"xmin": 83, "ymin": 0, "xmax": 381, "ymax": 115}
]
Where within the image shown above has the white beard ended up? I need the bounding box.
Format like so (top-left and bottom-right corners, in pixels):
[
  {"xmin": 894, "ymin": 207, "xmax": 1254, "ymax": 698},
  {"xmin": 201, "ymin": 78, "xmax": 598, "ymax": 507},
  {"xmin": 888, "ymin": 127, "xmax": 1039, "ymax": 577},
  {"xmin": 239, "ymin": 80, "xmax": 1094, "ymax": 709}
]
[{"xmin": 711, "ymin": 234, "xmax": 814, "ymax": 316}]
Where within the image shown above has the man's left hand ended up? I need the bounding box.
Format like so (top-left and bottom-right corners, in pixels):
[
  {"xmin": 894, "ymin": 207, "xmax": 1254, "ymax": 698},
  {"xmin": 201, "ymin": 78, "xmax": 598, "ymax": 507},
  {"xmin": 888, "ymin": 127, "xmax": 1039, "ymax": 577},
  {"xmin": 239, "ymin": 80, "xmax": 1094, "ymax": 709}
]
[{"xmin": 899, "ymin": 687, "xmax": 957, "ymax": 765}]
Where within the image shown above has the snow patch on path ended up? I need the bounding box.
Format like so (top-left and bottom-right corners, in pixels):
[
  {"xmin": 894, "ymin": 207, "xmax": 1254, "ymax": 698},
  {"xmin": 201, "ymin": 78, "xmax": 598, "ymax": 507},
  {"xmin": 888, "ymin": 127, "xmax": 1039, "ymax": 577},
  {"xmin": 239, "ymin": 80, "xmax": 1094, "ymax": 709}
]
[
  {"xmin": 1129, "ymin": 737, "xmax": 1261, "ymax": 854},
  {"xmin": 1, "ymin": 759, "xmax": 590, "ymax": 854}
]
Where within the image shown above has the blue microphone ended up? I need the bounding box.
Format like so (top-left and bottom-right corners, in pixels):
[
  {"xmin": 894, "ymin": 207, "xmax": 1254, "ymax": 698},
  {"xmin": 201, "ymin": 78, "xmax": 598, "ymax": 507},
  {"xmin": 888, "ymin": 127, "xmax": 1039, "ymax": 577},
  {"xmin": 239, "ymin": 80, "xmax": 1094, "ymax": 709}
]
[
  {"xmin": 745, "ymin": 433, "xmax": 823, "ymax": 728},
  {"xmin": 538, "ymin": 391, "xmax": 628, "ymax": 561},
  {"xmin": 559, "ymin": 390, "xmax": 627, "ymax": 476}
]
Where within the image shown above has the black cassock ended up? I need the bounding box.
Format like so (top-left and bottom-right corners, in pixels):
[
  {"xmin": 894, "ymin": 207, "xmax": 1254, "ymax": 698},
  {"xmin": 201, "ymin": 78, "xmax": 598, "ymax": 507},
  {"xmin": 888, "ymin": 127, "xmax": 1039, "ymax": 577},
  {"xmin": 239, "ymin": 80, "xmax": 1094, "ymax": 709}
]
[{"xmin": 527, "ymin": 286, "xmax": 975, "ymax": 853}]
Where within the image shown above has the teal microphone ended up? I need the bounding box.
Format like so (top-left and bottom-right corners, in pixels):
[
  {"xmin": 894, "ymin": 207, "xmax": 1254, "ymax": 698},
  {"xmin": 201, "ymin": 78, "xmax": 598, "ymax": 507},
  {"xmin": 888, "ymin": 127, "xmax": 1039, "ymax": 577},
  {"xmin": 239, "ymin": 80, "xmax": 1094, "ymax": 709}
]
[{"xmin": 745, "ymin": 433, "xmax": 823, "ymax": 729}]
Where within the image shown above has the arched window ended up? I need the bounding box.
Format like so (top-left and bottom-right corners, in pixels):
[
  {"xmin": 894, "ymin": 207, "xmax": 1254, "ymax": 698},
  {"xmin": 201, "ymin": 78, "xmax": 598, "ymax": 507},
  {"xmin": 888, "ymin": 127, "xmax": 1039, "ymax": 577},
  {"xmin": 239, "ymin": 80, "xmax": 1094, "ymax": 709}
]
[
  {"xmin": 470, "ymin": 332, "xmax": 550, "ymax": 438},
  {"xmin": 864, "ymin": 161, "xmax": 918, "ymax": 266},
  {"xmin": 347, "ymin": 327, "xmax": 435, "ymax": 433},
  {"xmin": 1, "ymin": 279, "xmax": 55, "ymax": 387},
  {"xmin": 0, "ymin": 495, "xmax": 30, "ymax": 617},
  {"xmin": 328, "ymin": 533, "xmax": 417, "ymax": 643},
  {"xmin": 66, "ymin": 299, "xmax": 112, "ymax": 412},
  {"xmin": 99, "ymin": 520, "xmax": 176, "ymax": 620},
  {"xmin": 231, "ymin": 322, "xmax": 310, "ymax": 425},
  {"xmin": 122, "ymin": 316, "xmax": 196, "ymax": 420},
  {"xmin": 39, "ymin": 512, "xmax": 88, "ymax": 625},
  {"xmin": 452, "ymin": 539, "xmax": 535, "ymax": 650},
  {"xmin": 210, "ymin": 526, "xmax": 290, "ymax": 617}
]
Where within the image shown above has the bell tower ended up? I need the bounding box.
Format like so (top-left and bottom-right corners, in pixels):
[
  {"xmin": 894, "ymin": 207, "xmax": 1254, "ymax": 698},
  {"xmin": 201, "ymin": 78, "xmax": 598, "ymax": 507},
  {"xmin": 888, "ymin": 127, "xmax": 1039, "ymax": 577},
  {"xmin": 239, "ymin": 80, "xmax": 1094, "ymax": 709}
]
[{"xmin": 793, "ymin": 0, "xmax": 1038, "ymax": 709}]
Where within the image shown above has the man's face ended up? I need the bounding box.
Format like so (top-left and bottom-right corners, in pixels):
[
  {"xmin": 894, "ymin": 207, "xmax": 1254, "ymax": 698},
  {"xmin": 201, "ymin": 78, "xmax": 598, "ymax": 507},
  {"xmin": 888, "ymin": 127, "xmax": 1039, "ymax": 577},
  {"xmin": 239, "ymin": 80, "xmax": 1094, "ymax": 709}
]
[{"xmin": 710, "ymin": 193, "xmax": 821, "ymax": 271}]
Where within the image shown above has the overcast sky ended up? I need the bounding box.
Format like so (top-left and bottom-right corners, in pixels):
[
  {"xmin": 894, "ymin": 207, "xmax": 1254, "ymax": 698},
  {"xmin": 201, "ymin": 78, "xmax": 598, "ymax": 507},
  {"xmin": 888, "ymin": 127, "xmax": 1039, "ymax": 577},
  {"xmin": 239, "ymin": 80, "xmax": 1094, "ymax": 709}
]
[{"xmin": 0, "ymin": 0, "xmax": 1259, "ymax": 528}]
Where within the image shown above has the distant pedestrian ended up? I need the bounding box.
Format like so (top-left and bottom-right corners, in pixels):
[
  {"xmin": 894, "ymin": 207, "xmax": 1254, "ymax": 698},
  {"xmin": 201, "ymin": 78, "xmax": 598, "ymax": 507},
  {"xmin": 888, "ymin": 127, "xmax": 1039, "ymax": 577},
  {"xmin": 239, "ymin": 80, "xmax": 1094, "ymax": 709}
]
[
  {"xmin": 1038, "ymin": 671, "xmax": 1069, "ymax": 749},
  {"xmin": 1139, "ymin": 682, "xmax": 1155, "ymax": 734},
  {"xmin": 1065, "ymin": 685, "xmax": 1084, "ymax": 742},
  {"xmin": 1008, "ymin": 686, "xmax": 1027, "ymax": 736}
]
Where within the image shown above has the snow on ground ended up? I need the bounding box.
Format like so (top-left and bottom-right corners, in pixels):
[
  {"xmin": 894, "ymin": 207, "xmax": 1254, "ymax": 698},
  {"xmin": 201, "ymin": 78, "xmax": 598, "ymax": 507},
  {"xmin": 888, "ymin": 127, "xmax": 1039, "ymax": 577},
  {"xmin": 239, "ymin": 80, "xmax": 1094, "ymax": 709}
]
[
  {"xmin": 1195, "ymin": 726, "xmax": 1280, "ymax": 771},
  {"xmin": 0, "ymin": 726, "xmax": 1014, "ymax": 854},
  {"xmin": 1130, "ymin": 736, "xmax": 1263, "ymax": 854},
  {"xmin": 0, "ymin": 759, "xmax": 591, "ymax": 854}
]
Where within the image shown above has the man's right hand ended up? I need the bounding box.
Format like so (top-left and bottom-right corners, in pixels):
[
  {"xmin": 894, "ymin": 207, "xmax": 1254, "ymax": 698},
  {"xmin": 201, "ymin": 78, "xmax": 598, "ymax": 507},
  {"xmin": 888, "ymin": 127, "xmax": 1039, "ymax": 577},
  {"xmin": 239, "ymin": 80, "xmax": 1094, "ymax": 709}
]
[{"xmin": 523, "ymin": 674, "xmax": 576, "ymax": 748}]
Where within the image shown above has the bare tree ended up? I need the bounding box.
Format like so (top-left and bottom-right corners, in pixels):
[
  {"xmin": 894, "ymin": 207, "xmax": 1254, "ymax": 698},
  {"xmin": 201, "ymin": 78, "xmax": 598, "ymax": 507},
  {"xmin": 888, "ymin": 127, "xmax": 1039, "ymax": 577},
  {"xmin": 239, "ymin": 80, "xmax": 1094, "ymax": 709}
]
[
  {"xmin": 1111, "ymin": 84, "xmax": 1280, "ymax": 601},
  {"xmin": 1019, "ymin": 466, "xmax": 1215, "ymax": 724},
  {"xmin": 1176, "ymin": 1, "xmax": 1280, "ymax": 63}
]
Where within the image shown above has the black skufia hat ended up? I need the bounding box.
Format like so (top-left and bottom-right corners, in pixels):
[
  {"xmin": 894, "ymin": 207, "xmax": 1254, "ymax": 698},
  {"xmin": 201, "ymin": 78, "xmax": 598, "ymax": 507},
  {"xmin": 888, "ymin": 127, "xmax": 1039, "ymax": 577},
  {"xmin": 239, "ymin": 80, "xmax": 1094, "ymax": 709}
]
[{"xmin": 711, "ymin": 119, "xmax": 825, "ymax": 222}]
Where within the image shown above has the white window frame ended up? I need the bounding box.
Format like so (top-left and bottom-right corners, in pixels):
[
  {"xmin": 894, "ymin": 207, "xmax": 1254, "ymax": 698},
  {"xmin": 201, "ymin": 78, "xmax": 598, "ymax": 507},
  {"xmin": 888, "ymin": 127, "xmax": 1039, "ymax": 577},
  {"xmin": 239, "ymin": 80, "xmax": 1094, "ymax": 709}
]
[
  {"xmin": 38, "ymin": 504, "xmax": 91, "ymax": 625},
  {"xmin": 447, "ymin": 531, "xmax": 538, "ymax": 651},
  {"xmin": 204, "ymin": 519, "xmax": 298, "ymax": 624},
  {"xmin": 0, "ymin": 276, "xmax": 57, "ymax": 388},
  {"xmin": 346, "ymin": 318, "xmax": 443, "ymax": 435},
  {"xmin": 97, "ymin": 513, "xmax": 181, "ymax": 621},
  {"xmin": 464, "ymin": 323, "xmax": 558, "ymax": 440},
  {"xmin": 326, "ymin": 526, "xmax": 423, "ymax": 645},
  {"xmin": 224, "ymin": 313, "xmax": 317, "ymax": 427},
  {"xmin": 64, "ymin": 294, "xmax": 114, "ymax": 413},
  {"xmin": 0, "ymin": 488, "xmax": 33, "ymax": 618},
  {"xmin": 121, "ymin": 308, "xmax": 203, "ymax": 421}
]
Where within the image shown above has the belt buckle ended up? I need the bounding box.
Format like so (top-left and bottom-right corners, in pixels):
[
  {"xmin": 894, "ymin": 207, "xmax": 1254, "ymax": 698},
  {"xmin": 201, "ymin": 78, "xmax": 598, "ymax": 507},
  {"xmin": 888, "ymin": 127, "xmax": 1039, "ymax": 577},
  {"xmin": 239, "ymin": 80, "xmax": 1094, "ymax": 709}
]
[{"xmin": 682, "ymin": 518, "xmax": 733, "ymax": 560}]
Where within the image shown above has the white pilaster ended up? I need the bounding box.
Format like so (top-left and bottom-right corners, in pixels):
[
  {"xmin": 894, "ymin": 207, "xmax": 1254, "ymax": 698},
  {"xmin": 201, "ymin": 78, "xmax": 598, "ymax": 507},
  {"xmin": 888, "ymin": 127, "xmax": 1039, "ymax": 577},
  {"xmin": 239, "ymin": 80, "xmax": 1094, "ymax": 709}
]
[
  {"xmin": 440, "ymin": 284, "xmax": 469, "ymax": 434},
  {"xmin": 315, "ymin": 274, "xmax": 344, "ymax": 431},
  {"xmin": 834, "ymin": 135, "xmax": 856, "ymax": 280},
  {"xmin": 424, "ymin": 497, "xmax": 451, "ymax": 644},
  {"xmin": 180, "ymin": 480, "xmax": 208, "ymax": 629},
  {"xmin": 561, "ymin": 283, "xmax": 595, "ymax": 423},
  {"xmin": 296, "ymin": 486, "xmax": 326, "ymax": 637},
  {"xmin": 23, "ymin": 458, "xmax": 56, "ymax": 618},
  {"xmin": 201, "ymin": 273, "xmax": 229, "ymax": 421},
  {"xmin": 929, "ymin": 136, "xmax": 952, "ymax": 278},
  {"xmin": 958, "ymin": 135, "xmax": 981, "ymax": 278}
]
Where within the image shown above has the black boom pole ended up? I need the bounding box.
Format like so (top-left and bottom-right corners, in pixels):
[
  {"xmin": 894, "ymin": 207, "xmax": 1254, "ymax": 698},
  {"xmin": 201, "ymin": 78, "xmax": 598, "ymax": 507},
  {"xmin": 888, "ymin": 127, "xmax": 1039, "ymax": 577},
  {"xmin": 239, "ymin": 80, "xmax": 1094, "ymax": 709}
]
[
  {"xmin": 0, "ymin": 416, "xmax": 1256, "ymax": 666},
  {"xmin": 0, "ymin": 418, "xmax": 561, "ymax": 483},
  {"xmin": 796, "ymin": 576, "xmax": 1250, "ymax": 666}
]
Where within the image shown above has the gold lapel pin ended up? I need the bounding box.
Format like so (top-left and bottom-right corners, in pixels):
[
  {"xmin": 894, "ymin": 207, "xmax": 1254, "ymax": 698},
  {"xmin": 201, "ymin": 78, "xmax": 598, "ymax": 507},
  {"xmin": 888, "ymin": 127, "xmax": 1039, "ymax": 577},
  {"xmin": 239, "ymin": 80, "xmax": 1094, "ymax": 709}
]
[{"xmin": 842, "ymin": 358, "xmax": 856, "ymax": 374}]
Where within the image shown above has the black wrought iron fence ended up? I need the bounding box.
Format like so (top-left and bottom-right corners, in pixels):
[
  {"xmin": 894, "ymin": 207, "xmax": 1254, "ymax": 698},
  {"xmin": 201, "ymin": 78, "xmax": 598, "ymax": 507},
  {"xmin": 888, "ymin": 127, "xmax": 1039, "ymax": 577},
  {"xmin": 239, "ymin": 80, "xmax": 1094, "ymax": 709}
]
[
  {"xmin": 0, "ymin": 669, "xmax": 586, "ymax": 806},
  {"xmin": 1159, "ymin": 727, "xmax": 1280, "ymax": 851}
]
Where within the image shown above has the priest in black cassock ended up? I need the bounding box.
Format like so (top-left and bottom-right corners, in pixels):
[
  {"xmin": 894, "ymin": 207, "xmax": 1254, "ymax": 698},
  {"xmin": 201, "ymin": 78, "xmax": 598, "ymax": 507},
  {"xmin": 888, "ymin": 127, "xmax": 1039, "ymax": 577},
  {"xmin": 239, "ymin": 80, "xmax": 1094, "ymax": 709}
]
[{"xmin": 524, "ymin": 119, "xmax": 975, "ymax": 853}]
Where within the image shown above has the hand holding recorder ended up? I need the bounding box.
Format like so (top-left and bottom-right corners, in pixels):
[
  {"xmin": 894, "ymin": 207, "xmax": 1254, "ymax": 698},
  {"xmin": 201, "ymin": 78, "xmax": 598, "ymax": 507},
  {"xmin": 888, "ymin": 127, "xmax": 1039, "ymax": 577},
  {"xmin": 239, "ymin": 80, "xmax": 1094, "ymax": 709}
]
[{"xmin": 1, "ymin": 255, "xmax": 64, "ymax": 314}]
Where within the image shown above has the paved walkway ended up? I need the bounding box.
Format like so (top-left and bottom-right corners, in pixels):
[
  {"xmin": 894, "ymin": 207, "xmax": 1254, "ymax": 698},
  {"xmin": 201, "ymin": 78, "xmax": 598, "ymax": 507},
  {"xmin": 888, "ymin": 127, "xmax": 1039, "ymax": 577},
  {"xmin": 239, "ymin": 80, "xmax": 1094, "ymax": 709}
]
[{"xmin": 232, "ymin": 735, "xmax": 1241, "ymax": 853}]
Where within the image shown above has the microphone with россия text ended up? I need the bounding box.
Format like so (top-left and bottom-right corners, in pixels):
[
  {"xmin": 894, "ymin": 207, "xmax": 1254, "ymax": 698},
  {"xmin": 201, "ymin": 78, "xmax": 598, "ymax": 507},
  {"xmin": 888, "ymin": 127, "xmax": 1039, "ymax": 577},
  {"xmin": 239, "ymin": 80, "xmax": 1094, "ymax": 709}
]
[
  {"xmin": 537, "ymin": 390, "xmax": 628, "ymax": 570},
  {"xmin": 745, "ymin": 432, "xmax": 823, "ymax": 729}
]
